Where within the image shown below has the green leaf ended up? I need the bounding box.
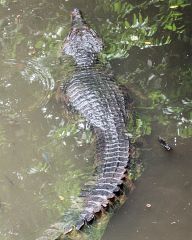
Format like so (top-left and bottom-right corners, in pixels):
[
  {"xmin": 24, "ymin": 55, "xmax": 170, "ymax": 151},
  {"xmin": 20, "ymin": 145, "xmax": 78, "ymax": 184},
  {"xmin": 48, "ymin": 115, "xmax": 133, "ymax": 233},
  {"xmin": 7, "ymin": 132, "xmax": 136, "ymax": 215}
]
[
  {"xmin": 164, "ymin": 24, "xmax": 173, "ymax": 30},
  {"xmin": 172, "ymin": 23, "xmax": 177, "ymax": 31},
  {"xmin": 114, "ymin": 1, "xmax": 121, "ymax": 12},
  {"xmin": 35, "ymin": 40, "xmax": 44, "ymax": 49},
  {"xmin": 133, "ymin": 14, "xmax": 137, "ymax": 25},
  {"xmin": 124, "ymin": 20, "xmax": 130, "ymax": 28},
  {"xmin": 139, "ymin": 13, "xmax": 143, "ymax": 23}
]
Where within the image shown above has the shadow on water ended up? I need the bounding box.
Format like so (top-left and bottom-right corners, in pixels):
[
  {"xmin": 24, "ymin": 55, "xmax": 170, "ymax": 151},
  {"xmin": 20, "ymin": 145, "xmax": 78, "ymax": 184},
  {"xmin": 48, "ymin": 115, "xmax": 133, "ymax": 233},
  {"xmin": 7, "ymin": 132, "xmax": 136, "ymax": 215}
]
[{"xmin": 0, "ymin": 0, "xmax": 191, "ymax": 240}]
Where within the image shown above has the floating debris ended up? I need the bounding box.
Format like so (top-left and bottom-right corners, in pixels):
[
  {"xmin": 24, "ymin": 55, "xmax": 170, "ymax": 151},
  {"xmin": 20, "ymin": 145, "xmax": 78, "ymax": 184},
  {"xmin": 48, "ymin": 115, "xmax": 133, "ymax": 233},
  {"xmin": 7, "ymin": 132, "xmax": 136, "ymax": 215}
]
[
  {"xmin": 158, "ymin": 136, "xmax": 173, "ymax": 151},
  {"xmin": 146, "ymin": 203, "xmax": 152, "ymax": 208}
]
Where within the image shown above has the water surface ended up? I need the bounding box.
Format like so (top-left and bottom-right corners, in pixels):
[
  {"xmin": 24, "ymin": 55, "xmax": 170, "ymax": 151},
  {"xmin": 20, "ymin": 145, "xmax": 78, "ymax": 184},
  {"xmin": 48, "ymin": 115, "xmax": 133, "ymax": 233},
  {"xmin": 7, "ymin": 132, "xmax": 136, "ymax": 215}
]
[{"xmin": 0, "ymin": 0, "xmax": 191, "ymax": 240}]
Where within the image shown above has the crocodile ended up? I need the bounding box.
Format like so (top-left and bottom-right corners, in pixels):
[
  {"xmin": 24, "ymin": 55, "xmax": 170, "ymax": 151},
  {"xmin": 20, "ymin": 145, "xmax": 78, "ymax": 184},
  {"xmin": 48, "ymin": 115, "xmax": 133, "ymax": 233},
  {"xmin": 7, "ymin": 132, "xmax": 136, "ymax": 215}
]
[{"xmin": 37, "ymin": 8, "xmax": 131, "ymax": 239}]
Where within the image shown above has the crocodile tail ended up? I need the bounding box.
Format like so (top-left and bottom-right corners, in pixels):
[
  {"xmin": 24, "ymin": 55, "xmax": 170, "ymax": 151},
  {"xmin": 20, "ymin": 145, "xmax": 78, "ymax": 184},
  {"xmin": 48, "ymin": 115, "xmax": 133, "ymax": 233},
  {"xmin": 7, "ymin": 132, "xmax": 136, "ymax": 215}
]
[
  {"xmin": 36, "ymin": 133, "xmax": 130, "ymax": 240},
  {"xmin": 67, "ymin": 128, "xmax": 130, "ymax": 232}
]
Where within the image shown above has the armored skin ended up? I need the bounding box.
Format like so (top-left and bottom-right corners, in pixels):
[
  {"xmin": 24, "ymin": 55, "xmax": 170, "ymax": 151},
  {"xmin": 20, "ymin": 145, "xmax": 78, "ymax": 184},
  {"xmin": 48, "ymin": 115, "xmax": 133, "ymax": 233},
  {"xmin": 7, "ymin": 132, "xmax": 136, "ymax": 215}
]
[
  {"xmin": 62, "ymin": 8, "xmax": 130, "ymax": 231},
  {"xmin": 37, "ymin": 9, "xmax": 131, "ymax": 239}
]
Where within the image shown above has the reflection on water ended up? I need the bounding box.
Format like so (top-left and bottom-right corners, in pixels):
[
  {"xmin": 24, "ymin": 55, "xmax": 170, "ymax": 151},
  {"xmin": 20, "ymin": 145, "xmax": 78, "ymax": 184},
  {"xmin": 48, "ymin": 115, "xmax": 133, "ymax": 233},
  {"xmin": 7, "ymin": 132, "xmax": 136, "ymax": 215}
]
[
  {"xmin": 0, "ymin": 58, "xmax": 55, "ymax": 114},
  {"xmin": 0, "ymin": 0, "xmax": 191, "ymax": 240}
]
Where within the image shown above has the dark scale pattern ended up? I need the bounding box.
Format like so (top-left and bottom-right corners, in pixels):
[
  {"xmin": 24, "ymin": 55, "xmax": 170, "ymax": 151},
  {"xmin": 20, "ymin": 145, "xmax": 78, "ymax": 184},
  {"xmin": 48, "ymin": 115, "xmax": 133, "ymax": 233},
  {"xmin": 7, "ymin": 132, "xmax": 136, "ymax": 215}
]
[
  {"xmin": 35, "ymin": 9, "xmax": 129, "ymax": 240},
  {"xmin": 61, "ymin": 8, "xmax": 131, "ymax": 233},
  {"xmin": 36, "ymin": 9, "xmax": 131, "ymax": 239},
  {"xmin": 65, "ymin": 68, "xmax": 130, "ymax": 230}
]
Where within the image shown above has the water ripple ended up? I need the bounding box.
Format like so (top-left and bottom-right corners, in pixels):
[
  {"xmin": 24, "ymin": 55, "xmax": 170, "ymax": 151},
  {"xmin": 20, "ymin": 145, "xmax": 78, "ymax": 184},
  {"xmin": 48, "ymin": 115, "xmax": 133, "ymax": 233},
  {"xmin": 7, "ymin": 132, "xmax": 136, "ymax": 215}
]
[{"xmin": 1, "ymin": 58, "xmax": 55, "ymax": 117}]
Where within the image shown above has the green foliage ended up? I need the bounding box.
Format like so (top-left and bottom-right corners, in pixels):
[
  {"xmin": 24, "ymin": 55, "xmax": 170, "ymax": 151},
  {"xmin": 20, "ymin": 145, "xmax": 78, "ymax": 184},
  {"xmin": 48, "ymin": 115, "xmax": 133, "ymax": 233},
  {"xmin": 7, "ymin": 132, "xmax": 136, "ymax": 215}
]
[
  {"xmin": 99, "ymin": 0, "xmax": 191, "ymax": 60},
  {"xmin": 0, "ymin": 4, "xmax": 67, "ymax": 59},
  {"xmin": 33, "ymin": 24, "xmax": 67, "ymax": 57},
  {"xmin": 178, "ymin": 125, "xmax": 192, "ymax": 138},
  {"xmin": 122, "ymin": 55, "xmax": 192, "ymax": 139},
  {"xmin": 46, "ymin": 168, "xmax": 88, "ymax": 214},
  {"xmin": 129, "ymin": 158, "xmax": 144, "ymax": 181},
  {"xmin": 52, "ymin": 119, "xmax": 93, "ymax": 146},
  {"xmin": 127, "ymin": 113, "xmax": 152, "ymax": 140},
  {"xmin": 149, "ymin": 91, "xmax": 168, "ymax": 106}
]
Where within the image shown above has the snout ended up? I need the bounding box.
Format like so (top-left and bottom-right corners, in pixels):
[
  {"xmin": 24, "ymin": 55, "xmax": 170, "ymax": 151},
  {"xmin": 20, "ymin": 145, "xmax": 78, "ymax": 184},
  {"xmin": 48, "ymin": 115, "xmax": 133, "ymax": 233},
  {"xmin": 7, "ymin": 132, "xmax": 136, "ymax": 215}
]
[
  {"xmin": 70, "ymin": 8, "xmax": 85, "ymax": 26},
  {"xmin": 71, "ymin": 8, "xmax": 81, "ymax": 18}
]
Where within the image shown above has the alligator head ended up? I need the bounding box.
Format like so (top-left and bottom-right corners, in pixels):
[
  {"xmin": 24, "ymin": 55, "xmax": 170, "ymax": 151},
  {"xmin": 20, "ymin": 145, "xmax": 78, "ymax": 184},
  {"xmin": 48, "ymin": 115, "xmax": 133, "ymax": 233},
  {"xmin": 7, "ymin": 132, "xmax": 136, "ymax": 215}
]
[{"xmin": 62, "ymin": 8, "xmax": 103, "ymax": 67}]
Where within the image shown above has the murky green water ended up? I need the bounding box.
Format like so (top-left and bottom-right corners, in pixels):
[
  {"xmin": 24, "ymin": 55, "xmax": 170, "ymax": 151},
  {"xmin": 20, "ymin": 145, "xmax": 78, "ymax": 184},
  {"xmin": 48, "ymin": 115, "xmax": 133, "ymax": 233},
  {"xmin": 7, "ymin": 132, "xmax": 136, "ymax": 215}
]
[{"xmin": 0, "ymin": 0, "xmax": 191, "ymax": 240}]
